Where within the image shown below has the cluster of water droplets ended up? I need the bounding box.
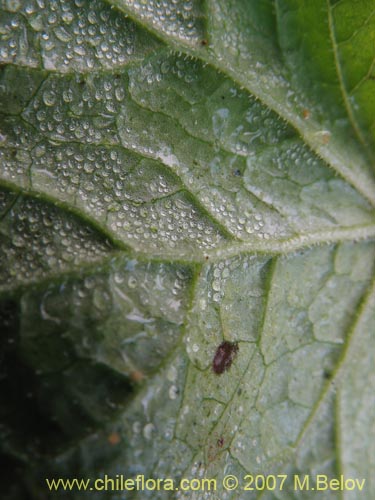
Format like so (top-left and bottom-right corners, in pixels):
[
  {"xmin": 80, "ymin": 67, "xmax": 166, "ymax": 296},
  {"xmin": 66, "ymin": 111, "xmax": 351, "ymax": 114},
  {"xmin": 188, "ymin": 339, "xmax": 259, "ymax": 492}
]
[
  {"xmin": 0, "ymin": 110, "xmax": 44, "ymax": 187},
  {"xmin": 0, "ymin": 4, "xmax": 39, "ymax": 66},
  {"xmin": 32, "ymin": 143, "xmax": 136, "ymax": 220},
  {"xmin": 209, "ymin": 259, "xmax": 233, "ymax": 303},
  {"xmin": 29, "ymin": 136, "xmax": 225, "ymax": 254},
  {"xmin": 108, "ymin": 191, "xmax": 226, "ymax": 254},
  {"xmin": 23, "ymin": 72, "xmax": 128, "ymax": 143},
  {"xmin": 1, "ymin": 0, "xmax": 160, "ymax": 71},
  {"xmin": 199, "ymin": 186, "xmax": 288, "ymax": 241},
  {"xmin": 0, "ymin": 146, "xmax": 31, "ymax": 187},
  {"xmin": 0, "ymin": 192, "xmax": 111, "ymax": 289},
  {"xmin": 244, "ymin": 138, "xmax": 374, "ymax": 232},
  {"xmin": 124, "ymin": 0, "xmax": 205, "ymax": 45},
  {"xmin": 129, "ymin": 53, "xmax": 294, "ymax": 155}
]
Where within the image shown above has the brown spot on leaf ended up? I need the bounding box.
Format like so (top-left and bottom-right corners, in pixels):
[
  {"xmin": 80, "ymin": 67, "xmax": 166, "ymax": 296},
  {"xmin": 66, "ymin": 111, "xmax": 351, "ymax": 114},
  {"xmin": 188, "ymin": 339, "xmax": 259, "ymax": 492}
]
[{"xmin": 108, "ymin": 432, "xmax": 121, "ymax": 445}]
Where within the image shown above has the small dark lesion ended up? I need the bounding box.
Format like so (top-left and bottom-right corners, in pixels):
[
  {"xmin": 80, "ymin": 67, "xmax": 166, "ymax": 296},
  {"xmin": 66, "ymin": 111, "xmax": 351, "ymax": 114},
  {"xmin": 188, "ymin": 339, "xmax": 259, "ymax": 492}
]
[
  {"xmin": 302, "ymin": 108, "xmax": 310, "ymax": 119},
  {"xmin": 323, "ymin": 369, "xmax": 333, "ymax": 380},
  {"xmin": 217, "ymin": 436, "xmax": 224, "ymax": 448}
]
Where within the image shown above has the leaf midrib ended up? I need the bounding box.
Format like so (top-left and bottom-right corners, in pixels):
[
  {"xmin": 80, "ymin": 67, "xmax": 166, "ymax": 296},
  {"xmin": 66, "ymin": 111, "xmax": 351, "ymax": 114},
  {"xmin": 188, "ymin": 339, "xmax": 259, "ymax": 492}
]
[{"xmin": 326, "ymin": 0, "xmax": 370, "ymax": 154}]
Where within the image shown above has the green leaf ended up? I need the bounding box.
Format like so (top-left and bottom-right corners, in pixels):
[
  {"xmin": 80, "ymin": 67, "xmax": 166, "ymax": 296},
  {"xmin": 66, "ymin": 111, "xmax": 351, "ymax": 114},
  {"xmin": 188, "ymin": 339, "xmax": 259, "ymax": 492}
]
[{"xmin": 0, "ymin": 0, "xmax": 374, "ymax": 499}]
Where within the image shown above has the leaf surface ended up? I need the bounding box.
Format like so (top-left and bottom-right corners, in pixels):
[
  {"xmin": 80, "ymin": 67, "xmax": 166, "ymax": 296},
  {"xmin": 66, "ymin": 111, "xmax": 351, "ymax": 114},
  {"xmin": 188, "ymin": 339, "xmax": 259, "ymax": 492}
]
[{"xmin": 0, "ymin": 0, "xmax": 374, "ymax": 498}]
